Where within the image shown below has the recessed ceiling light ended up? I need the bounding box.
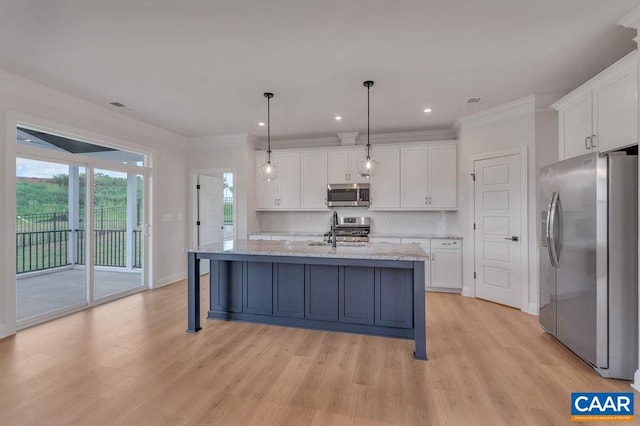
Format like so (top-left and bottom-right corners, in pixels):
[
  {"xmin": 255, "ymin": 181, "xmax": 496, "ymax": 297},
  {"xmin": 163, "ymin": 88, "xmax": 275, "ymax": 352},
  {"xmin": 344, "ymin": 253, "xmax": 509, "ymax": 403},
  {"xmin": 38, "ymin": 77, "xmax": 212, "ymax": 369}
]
[
  {"xmin": 335, "ymin": 115, "xmax": 342, "ymax": 121},
  {"xmin": 423, "ymin": 108, "xmax": 432, "ymax": 113},
  {"xmin": 258, "ymin": 121, "xmax": 265, "ymax": 126}
]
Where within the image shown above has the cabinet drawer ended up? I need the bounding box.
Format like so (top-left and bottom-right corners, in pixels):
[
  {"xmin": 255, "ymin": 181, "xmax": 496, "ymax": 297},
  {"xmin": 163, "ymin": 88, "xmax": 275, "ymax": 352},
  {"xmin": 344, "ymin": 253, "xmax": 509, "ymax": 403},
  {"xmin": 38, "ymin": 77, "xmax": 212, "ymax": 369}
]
[
  {"xmin": 430, "ymin": 239, "xmax": 461, "ymax": 249},
  {"xmin": 369, "ymin": 237, "xmax": 402, "ymax": 244},
  {"xmin": 249, "ymin": 234, "xmax": 271, "ymax": 240},
  {"xmin": 401, "ymin": 237, "xmax": 430, "ymax": 248}
]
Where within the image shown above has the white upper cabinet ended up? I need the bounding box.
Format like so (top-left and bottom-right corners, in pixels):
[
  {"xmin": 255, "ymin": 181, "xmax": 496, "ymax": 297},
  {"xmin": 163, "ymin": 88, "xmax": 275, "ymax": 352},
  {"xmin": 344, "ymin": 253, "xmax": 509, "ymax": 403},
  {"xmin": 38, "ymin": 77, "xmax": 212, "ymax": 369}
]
[
  {"xmin": 328, "ymin": 149, "xmax": 368, "ymax": 183},
  {"xmin": 369, "ymin": 146, "xmax": 400, "ymax": 209},
  {"xmin": 427, "ymin": 145, "xmax": 457, "ymax": 209},
  {"xmin": 301, "ymin": 151, "xmax": 328, "ymax": 210},
  {"xmin": 255, "ymin": 151, "xmax": 301, "ymax": 210},
  {"xmin": 256, "ymin": 141, "xmax": 457, "ymax": 212},
  {"xmin": 400, "ymin": 145, "xmax": 429, "ymax": 208},
  {"xmin": 400, "ymin": 144, "xmax": 457, "ymax": 209},
  {"xmin": 553, "ymin": 52, "xmax": 637, "ymax": 160}
]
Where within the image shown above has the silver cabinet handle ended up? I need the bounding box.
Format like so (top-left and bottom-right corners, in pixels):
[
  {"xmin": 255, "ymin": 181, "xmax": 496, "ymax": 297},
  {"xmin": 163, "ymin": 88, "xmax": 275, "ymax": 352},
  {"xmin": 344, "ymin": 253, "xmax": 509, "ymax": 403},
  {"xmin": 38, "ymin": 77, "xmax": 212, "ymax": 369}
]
[
  {"xmin": 591, "ymin": 134, "xmax": 597, "ymax": 148},
  {"xmin": 585, "ymin": 136, "xmax": 591, "ymax": 150}
]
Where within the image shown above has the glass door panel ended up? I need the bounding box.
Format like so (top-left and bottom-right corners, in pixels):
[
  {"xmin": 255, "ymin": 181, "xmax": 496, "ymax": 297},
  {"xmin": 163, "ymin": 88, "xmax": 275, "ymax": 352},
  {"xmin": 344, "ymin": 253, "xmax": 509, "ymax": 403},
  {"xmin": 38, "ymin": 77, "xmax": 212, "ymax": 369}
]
[
  {"xmin": 16, "ymin": 158, "xmax": 87, "ymax": 321},
  {"xmin": 93, "ymin": 169, "xmax": 144, "ymax": 299}
]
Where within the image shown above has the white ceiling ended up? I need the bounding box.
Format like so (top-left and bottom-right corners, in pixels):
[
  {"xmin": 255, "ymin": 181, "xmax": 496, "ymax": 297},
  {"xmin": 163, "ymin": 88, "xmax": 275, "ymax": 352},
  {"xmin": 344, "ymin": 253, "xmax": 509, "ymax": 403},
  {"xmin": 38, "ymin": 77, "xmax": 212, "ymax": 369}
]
[{"xmin": 0, "ymin": 0, "xmax": 637, "ymax": 140}]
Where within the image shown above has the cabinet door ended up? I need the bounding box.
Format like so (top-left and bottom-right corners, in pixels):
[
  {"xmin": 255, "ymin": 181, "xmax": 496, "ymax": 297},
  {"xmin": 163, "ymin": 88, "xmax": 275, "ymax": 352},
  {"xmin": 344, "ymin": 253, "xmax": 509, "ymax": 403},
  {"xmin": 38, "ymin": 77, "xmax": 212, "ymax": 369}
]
[
  {"xmin": 328, "ymin": 151, "xmax": 351, "ymax": 183},
  {"xmin": 593, "ymin": 65, "xmax": 638, "ymax": 153},
  {"xmin": 560, "ymin": 92, "xmax": 593, "ymax": 160},
  {"xmin": 348, "ymin": 149, "xmax": 370, "ymax": 183},
  {"xmin": 305, "ymin": 265, "xmax": 339, "ymax": 322},
  {"xmin": 301, "ymin": 151, "xmax": 328, "ymax": 209},
  {"xmin": 400, "ymin": 145, "xmax": 428, "ymax": 208},
  {"xmin": 255, "ymin": 152, "xmax": 279, "ymax": 209},
  {"xmin": 273, "ymin": 263, "xmax": 305, "ymax": 318},
  {"xmin": 274, "ymin": 152, "xmax": 301, "ymax": 209},
  {"xmin": 243, "ymin": 262, "xmax": 273, "ymax": 315},
  {"xmin": 375, "ymin": 268, "xmax": 413, "ymax": 329},
  {"xmin": 369, "ymin": 146, "xmax": 400, "ymax": 208},
  {"xmin": 430, "ymin": 249, "xmax": 461, "ymax": 289},
  {"xmin": 339, "ymin": 266, "xmax": 374, "ymax": 325},
  {"xmin": 427, "ymin": 145, "xmax": 457, "ymax": 208}
]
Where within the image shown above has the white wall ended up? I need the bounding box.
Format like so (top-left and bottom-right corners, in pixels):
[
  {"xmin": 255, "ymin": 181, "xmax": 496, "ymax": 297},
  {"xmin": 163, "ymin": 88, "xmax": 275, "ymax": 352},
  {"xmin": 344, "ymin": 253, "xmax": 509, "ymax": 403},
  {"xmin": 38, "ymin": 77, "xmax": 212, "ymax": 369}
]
[
  {"xmin": 0, "ymin": 69, "xmax": 189, "ymax": 338},
  {"xmin": 257, "ymin": 210, "xmax": 458, "ymax": 236},
  {"xmin": 187, "ymin": 134, "xmax": 259, "ymax": 240},
  {"xmin": 456, "ymin": 96, "xmax": 557, "ymax": 314}
]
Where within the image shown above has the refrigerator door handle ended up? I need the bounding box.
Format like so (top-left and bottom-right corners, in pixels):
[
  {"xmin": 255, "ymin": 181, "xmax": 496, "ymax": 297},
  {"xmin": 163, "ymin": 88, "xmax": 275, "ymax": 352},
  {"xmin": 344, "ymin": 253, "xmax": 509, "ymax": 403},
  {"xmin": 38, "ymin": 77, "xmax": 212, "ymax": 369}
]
[{"xmin": 547, "ymin": 192, "xmax": 559, "ymax": 267}]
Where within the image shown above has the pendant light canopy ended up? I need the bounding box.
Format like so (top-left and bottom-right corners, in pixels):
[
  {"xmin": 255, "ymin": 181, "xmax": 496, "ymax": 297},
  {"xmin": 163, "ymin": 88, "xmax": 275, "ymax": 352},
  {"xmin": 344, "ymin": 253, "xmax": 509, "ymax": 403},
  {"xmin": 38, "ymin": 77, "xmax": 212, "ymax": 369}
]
[
  {"xmin": 358, "ymin": 80, "xmax": 378, "ymax": 178},
  {"xmin": 259, "ymin": 92, "xmax": 279, "ymax": 182}
]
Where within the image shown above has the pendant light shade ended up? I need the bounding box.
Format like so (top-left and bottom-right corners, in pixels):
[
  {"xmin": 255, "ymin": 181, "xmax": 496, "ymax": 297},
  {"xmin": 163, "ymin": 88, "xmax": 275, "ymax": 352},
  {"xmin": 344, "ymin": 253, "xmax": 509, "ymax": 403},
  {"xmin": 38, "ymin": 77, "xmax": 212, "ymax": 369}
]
[
  {"xmin": 358, "ymin": 80, "xmax": 378, "ymax": 178},
  {"xmin": 259, "ymin": 92, "xmax": 279, "ymax": 182}
]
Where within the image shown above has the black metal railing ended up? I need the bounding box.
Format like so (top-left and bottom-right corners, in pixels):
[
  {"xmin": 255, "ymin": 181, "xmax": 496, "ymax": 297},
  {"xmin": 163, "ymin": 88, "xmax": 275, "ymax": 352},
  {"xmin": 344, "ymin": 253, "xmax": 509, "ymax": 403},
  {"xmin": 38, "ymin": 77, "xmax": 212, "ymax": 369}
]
[
  {"xmin": 224, "ymin": 197, "xmax": 233, "ymax": 224},
  {"xmin": 17, "ymin": 205, "xmax": 142, "ymax": 233},
  {"xmin": 17, "ymin": 229, "xmax": 142, "ymax": 274},
  {"xmin": 16, "ymin": 230, "xmax": 70, "ymax": 274}
]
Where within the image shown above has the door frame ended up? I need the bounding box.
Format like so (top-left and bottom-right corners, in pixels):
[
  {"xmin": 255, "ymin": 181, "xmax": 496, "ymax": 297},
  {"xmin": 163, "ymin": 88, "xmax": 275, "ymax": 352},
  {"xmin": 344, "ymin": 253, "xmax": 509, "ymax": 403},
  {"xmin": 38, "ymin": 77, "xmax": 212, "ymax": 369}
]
[
  {"xmin": 4, "ymin": 111, "xmax": 153, "ymax": 334},
  {"xmin": 467, "ymin": 147, "xmax": 529, "ymax": 312},
  {"xmin": 189, "ymin": 168, "xmax": 238, "ymax": 248}
]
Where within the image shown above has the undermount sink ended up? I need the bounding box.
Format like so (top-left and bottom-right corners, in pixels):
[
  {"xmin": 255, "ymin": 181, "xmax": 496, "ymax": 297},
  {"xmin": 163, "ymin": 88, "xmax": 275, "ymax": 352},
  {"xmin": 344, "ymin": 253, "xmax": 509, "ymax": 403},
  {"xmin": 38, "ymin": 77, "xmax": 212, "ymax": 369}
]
[{"xmin": 307, "ymin": 241, "xmax": 368, "ymax": 248}]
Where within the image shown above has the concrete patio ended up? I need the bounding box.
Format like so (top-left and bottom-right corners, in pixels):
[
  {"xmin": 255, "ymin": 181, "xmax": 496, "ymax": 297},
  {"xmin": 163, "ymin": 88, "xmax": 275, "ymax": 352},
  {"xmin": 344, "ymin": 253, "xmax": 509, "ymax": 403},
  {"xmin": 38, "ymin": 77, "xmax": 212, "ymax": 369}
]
[{"xmin": 17, "ymin": 268, "xmax": 143, "ymax": 321}]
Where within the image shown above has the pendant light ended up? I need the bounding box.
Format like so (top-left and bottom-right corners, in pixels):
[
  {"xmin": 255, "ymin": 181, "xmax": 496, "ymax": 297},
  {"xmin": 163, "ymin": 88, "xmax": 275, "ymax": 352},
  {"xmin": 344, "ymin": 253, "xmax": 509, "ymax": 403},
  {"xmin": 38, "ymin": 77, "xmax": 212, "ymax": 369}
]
[
  {"xmin": 259, "ymin": 92, "xmax": 279, "ymax": 182},
  {"xmin": 358, "ymin": 80, "xmax": 378, "ymax": 178}
]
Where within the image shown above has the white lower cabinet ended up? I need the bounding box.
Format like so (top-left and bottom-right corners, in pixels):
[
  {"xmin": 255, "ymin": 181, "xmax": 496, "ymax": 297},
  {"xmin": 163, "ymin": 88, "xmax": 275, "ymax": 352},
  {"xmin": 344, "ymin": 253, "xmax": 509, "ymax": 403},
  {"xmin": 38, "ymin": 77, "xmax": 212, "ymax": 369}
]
[
  {"xmin": 369, "ymin": 237, "xmax": 402, "ymax": 243},
  {"xmin": 401, "ymin": 238, "xmax": 462, "ymax": 292},
  {"xmin": 270, "ymin": 235, "xmax": 296, "ymax": 242}
]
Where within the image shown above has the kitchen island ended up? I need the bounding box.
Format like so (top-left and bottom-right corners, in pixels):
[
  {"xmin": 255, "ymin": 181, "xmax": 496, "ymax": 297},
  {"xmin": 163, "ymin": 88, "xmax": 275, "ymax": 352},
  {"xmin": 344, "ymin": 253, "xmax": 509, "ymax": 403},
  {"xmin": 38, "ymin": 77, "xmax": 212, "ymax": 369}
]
[{"xmin": 187, "ymin": 239, "xmax": 428, "ymax": 360}]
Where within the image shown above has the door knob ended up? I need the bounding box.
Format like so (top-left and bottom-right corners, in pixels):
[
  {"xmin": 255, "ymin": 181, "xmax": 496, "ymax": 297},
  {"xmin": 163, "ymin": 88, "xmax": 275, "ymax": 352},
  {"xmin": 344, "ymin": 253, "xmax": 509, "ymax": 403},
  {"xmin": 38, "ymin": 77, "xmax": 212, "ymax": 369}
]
[{"xmin": 504, "ymin": 236, "xmax": 519, "ymax": 241}]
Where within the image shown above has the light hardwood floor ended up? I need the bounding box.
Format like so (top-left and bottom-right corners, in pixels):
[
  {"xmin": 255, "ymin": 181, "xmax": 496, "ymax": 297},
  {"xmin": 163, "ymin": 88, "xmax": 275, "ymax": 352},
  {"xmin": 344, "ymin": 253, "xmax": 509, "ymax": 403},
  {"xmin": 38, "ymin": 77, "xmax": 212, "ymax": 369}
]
[{"xmin": 0, "ymin": 276, "xmax": 637, "ymax": 425}]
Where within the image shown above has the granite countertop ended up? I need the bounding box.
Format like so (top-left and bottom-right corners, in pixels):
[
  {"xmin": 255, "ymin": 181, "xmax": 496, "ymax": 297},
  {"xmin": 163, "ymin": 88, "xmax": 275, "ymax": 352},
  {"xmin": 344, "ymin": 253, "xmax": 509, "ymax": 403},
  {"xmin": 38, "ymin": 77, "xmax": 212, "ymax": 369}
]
[
  {"xmin": 188, "ymin": 239, "xmax": 429, "ymax": 262},
  {"xmin": 249, "ymin": 231, "xmax": 462, "ymax": 240},
  {"xmin": 369, "ymin": 233, "xmax": 461, "ymax": 239}
]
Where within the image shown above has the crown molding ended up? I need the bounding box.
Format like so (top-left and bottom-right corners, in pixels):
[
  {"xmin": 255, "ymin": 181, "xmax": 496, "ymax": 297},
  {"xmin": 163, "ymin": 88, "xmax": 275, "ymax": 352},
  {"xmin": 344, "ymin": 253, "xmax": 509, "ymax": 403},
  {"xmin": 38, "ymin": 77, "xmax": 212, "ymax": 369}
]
[
  {"xmin": 262, "ymin": 129, "xmax": 456, "ymax": 150},
  {"xmin": 457, "ymin": 95, "xmax": 535, "ymax": 128},
  {"xmin": 0, "ymin": 67, "xmax": 189, "ymax": 148},
  {"xmin": 189, "ymin": 133, "xmax": 250, "ymax": 148},
  {"xmin": 619, "ymin": 4, "xmax": 640, "ymax": 30},
  {"xmin": 550, "ymin": 50, "xmax": 637, "ymax": 111}
]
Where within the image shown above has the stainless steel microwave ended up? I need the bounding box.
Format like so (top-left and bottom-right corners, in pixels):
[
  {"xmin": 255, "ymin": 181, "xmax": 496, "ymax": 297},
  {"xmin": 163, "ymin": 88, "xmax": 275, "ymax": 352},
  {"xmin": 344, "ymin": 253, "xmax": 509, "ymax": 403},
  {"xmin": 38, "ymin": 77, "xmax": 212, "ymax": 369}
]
[{"xmin": 326, "ymin": 183, "xmax": 370, "ymax": 207}]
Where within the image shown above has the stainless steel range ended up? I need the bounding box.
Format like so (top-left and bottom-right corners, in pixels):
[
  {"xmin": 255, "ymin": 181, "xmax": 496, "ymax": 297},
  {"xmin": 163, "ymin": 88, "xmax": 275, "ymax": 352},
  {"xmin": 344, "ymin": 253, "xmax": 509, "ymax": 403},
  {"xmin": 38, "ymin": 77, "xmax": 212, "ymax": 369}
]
[{"xmin": 324, "ymin": 216, "xmax": 371, "ymax": 243}]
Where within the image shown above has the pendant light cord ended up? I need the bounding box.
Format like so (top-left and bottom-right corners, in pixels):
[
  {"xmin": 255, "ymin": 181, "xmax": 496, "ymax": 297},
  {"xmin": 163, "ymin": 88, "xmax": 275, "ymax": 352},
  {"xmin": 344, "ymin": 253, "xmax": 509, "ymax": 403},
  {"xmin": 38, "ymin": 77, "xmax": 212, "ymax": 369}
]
[
  {"xmin": 267, "ymin": 95, "xmax": 271, "ymax": 162},
  {"xmin": 367, "ymin": 83, "xmax": 370, "ymax": 159}
]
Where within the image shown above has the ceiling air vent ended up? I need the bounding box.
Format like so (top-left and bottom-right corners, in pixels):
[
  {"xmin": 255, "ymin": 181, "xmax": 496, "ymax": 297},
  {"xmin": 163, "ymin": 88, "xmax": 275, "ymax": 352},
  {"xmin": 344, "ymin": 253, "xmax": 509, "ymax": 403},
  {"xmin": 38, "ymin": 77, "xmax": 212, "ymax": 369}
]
[
  {"xmin": 110, "ymin": 102, "xmax": 126, "ymax": 108},
  {"xmin": 466, "ymin": 97, "xmax": 482, "ymax": 104}
]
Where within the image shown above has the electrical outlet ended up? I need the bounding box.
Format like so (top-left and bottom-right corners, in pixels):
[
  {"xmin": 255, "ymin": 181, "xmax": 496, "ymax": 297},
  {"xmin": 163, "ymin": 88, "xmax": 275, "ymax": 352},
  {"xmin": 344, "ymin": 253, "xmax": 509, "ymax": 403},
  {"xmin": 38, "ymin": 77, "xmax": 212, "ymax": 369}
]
[{"xmin": 437, "ymin": 211, "xmax": 445, "ymax": 221}]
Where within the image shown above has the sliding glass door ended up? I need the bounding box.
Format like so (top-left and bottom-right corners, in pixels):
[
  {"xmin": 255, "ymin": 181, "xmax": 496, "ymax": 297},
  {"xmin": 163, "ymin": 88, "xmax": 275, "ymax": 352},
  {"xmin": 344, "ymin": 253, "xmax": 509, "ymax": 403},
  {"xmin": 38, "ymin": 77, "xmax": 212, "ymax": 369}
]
[
  {"xmin": 15, "ymin": 124, "xmax": 150, "ymax": 328},
  {"xmin": 16, "ymin": 158, "xmax": 87, "ymax": 321},
  {"xmin": 92, "ymin": 169, "xmax": 144, "ymax": 299}
]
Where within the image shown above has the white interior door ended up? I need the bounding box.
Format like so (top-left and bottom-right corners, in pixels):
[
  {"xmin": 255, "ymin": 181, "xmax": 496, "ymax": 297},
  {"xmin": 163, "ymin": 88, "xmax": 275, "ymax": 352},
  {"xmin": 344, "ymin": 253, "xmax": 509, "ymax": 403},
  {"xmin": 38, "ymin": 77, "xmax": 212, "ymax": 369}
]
[
  {"xmin": 474, "ymin": 154, "xmax": 522, "ymax": 308},
  {"xmin": 198, "ymin": 174, "xmax": 224, "ymax": 274}
]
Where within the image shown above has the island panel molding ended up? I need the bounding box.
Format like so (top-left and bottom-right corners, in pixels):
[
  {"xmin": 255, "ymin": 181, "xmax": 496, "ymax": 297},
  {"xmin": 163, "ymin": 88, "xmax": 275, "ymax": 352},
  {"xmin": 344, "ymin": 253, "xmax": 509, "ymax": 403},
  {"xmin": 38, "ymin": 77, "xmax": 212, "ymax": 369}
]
[{"xmin": 187, "ymin": 240, "xmax": 428, "ymax": 360}]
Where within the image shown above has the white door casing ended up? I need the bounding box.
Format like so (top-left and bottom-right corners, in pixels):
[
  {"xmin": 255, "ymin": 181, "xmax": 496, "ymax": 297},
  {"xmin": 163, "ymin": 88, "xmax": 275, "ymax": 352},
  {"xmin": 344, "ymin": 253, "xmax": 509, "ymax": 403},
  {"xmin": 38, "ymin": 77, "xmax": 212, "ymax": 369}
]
[
  {"xmin": 474, "ymin": 154, "xmax": 522, "ymax": 308},
  {"xmin": 198, "ymin": 174, "xmax": 224, "ymax": 274}
]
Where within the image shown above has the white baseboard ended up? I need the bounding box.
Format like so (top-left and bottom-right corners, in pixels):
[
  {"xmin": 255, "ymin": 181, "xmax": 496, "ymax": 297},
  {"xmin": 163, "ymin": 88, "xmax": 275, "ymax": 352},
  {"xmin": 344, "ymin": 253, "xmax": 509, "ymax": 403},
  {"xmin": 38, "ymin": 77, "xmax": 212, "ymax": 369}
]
[
  {"xmin": 523, "ymin": 303, "xmax": 539, "ymax": 316},
  {"xmin": 461, "ymin": 286, "xmax": 473, "ymax": 297},
  {"xmin": 0, "ymin": 323, "xmax": 16, "ymax": 340},
  {"xmin": 632, "ymin": 370, "xmax": 640, "ymax": 393},
  {"xmin": 154, "ymin": 272, "xmax": 187, "ymax": 288}
]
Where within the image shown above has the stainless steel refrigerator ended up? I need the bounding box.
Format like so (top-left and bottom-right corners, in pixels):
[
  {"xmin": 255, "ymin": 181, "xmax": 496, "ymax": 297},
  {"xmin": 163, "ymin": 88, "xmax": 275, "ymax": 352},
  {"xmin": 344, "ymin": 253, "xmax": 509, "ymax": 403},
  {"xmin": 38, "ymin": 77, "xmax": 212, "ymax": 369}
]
[{"xmin": 539, "ymin": 152, "xmax": 638, "ymax": 380}]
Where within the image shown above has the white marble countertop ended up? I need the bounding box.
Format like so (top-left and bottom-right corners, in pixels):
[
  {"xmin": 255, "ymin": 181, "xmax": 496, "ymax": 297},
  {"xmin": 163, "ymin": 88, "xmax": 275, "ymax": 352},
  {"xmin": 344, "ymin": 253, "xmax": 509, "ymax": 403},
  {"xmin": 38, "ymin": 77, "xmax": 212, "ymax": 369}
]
[
  {"xmin": 249, "ymin": 231, "xmax": 462, "ymax": 240},
  {"xmin": 189, "ymin": 239, "xmax": 429, "ymax": 261}
]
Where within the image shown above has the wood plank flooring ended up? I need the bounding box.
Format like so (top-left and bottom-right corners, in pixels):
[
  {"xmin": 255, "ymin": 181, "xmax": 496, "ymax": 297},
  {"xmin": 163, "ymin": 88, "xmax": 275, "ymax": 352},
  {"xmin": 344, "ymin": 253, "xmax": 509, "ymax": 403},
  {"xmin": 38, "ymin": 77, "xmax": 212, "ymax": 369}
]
[{"xmin": 0, "ymin": 276, "xmax": 637, "ymax": 425}]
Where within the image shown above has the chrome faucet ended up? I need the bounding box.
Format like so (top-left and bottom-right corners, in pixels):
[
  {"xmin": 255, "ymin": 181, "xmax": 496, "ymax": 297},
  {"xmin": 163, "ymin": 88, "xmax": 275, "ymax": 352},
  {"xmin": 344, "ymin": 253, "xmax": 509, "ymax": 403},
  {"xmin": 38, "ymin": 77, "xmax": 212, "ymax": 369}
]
[{"xmin": 331, "ymin": 211, "xmax": 338, "ymax": 247}]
